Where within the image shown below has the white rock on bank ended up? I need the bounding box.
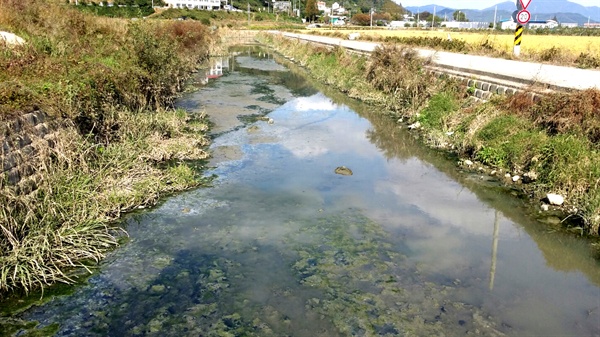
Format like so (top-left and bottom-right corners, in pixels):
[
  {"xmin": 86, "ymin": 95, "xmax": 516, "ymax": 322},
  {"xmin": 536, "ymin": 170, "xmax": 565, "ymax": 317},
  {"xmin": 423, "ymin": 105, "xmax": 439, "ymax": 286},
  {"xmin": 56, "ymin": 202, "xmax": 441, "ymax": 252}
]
[
  {"xmin": 547, "ymin": 193, "xmax": 564, "ymax": 206},
  {"xmin": 464, "ymin": 159, "xmax": 473, "ymax": 166},
  {"xmin": 348, "ymin": 32, "xmax": 360, "ymax": 40},
  {"xmin": 408, "ymin": 121, "xmax": 421, "ymax": 130},
  {"xmin": 541, "ymin": 204, "xmax": 549, "ymax": 211},
  {"xmin": 512, "ymin": 175, "xmax": 520, "ymax": 182},
  {"xmin": 0, "ymin": 31, "xmax": 26, "ymax": 47}
]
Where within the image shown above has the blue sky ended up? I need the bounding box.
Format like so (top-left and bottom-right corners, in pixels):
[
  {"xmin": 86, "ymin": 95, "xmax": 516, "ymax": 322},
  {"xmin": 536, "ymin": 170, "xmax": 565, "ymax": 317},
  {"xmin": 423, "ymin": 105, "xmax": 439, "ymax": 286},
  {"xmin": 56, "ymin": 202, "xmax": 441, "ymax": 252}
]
[{"xmin": 397, "ymin": 1, "xmax": 599, "ymax": 10}]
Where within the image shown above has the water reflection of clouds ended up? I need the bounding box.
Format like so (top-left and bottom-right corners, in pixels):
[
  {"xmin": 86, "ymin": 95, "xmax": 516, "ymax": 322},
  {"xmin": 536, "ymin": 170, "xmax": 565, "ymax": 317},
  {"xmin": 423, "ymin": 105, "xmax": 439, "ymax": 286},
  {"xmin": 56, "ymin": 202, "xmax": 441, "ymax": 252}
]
[
  {"xmin": 272, "ymin": 93, "xmax": 379, "ymax": 160},
  {"xmin": 377, "ymin": 157, "xmax": 519, "ymax": 239},
  {"xmin": 291, "ymin": 95, "xmax": 339, "ymax": 111}
]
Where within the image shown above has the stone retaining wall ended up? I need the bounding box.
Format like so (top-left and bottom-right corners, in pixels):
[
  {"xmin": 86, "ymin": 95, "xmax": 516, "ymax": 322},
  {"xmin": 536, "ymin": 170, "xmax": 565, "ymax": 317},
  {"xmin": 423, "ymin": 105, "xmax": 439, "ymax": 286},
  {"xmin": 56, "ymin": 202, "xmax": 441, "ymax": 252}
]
[
  {"xmin": 429, "ymin": 69, "xmax": 546, "ymax": 102},
  {"xmin": 1, "ymin": 111, "xmax": 60, "ymax": 193}
]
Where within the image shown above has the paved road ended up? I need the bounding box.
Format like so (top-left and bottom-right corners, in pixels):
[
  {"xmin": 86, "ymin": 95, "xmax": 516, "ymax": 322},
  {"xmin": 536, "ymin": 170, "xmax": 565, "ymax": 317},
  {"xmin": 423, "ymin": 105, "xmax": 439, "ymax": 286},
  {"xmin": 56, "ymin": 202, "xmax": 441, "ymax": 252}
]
[{"xmin": 278, "ymin": 32, "xmax": 600, "ymax": 92}]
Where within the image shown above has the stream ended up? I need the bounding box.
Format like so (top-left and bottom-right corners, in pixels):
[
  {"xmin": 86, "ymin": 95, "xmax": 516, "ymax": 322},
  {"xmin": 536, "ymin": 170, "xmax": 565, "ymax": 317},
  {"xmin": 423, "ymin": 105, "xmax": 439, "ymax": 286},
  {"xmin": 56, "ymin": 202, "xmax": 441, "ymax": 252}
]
[{"xmin": 4, "ymin": 45, "xmax": 600, "ymax": 336}]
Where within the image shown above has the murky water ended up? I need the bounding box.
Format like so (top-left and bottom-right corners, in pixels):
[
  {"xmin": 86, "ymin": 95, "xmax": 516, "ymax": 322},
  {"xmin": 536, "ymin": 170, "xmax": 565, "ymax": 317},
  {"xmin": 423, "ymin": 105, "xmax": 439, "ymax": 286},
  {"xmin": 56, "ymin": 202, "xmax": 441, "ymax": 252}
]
[{"xmin": 6, "ymin": 46, "xmax": 600, "ymax": 336}]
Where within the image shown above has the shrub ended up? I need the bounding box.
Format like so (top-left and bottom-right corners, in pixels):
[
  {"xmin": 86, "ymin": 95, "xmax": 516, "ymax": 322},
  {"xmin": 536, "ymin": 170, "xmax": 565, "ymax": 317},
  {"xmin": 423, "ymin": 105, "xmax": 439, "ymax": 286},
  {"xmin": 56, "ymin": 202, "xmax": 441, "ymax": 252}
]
[
  {"xmin": 528, "ymin": 89, "xmax": 600, "ymax": 143},
  {"xmin": 575, "ymin": 52, "xmax": 600, "ymax": 69},
  {"xmin": 366, "ymin": 45, "xmax": 436, "ymax": 112}
]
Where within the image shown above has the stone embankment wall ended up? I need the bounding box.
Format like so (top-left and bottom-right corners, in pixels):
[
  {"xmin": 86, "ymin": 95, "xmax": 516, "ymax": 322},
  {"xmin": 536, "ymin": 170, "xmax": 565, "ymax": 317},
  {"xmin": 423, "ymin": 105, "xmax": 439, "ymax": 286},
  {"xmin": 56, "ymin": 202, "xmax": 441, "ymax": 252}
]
[
  {"xmin": 1, "ymin": 111, "xmax": 60, "ymax": 193},
  {"xmin": 429, "ymin": 69, "xmax": 545, "ymax": 102}
]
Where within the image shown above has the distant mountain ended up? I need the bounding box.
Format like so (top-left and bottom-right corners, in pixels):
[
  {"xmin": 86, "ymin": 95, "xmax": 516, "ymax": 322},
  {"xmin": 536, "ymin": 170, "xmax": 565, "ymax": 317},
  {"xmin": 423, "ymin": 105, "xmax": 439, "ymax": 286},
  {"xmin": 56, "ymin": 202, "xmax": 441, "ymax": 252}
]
[
  {"xmin": 483, "ymin": 1, "xmax": 600, "ymax": 20},
  {"xmin": 462, "ymin": 9, "xmax": 593, "ymax": 25},
  {"xmin": 405, "ymin": 0, "xmax": 600, "ymax": 25},
  {"xmin": 404, "ymin": 4, "xmax": 448, "ymax": 14}
]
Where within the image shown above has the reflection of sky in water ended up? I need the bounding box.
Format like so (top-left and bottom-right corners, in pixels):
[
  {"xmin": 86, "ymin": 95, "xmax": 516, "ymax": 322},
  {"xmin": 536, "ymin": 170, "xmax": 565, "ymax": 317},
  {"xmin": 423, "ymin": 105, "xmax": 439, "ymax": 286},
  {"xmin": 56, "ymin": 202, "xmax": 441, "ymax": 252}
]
[
  {"xmin": 236, "ymin": 55, "xmax": 288, "ymax": 72},
  {"xmin": 206, "ymin": 90, "xmax": 600, "ymax": 335}
]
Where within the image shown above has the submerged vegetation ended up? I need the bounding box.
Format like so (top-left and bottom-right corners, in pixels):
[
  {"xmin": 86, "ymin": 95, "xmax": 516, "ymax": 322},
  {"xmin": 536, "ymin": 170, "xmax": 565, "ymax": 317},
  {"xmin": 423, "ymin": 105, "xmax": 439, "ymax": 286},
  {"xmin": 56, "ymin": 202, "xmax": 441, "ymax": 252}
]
[
  {"xmin": 258, "ymin": 33, "xmax": 600, "ymax": 238},
  {"xmin": 0, "ymin": 0, "xmax": 215, "ymax": 295}
]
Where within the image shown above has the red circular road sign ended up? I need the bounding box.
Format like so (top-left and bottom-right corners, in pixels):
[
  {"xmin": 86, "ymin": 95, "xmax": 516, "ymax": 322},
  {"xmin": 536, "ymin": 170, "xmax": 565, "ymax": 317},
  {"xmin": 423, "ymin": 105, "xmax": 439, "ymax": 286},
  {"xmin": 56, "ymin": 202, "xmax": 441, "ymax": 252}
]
[{"xmin": 517, "ymin": 9, "xmax": 531, "ymax": 24}]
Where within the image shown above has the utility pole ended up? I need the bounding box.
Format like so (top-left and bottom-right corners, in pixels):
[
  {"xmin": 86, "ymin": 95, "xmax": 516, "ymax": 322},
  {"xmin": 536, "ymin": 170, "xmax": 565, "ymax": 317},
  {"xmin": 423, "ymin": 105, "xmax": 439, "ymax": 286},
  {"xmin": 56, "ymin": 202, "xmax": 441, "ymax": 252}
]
[
  {"xmin": 431, "ymin": 6, "xmax": 435, "ymax": 29},
  {"xmin": 248, "ymin": 2, "xmax": 250, "ymax": 25},
  {"xmin": 370, "ymin": 8, "xmax": 373, "ymax": 29},
  {"xmin": 493, "ymin": 5, "xmax": 497, "ymax": 29}
]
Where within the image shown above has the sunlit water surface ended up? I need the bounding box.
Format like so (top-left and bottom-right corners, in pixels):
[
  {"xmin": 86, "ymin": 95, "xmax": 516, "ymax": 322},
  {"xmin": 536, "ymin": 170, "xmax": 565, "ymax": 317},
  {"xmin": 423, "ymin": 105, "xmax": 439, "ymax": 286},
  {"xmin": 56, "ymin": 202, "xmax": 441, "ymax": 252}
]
[{"xmin": 16, "ymin": 46, "xmax": 600, "ymax": 336}]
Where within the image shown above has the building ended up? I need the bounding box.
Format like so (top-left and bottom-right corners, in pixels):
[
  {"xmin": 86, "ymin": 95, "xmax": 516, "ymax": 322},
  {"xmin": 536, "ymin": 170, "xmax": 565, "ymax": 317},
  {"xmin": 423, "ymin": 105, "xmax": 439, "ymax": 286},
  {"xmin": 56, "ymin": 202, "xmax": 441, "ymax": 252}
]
[
  {"xmin": 500, "ymin": 19, "xmax": 559, "ymax": 30},
  {"xmin": 163, "ymin": 0, "xmax": 221, "ymax": 10},
  {"xmin": 317, "ymin": 1, "xmax": 328, "ymax": 12},
  {"xmin": 273, "ymin": 1, "xmax": 291, "ymax": 12},
  {"xmin": 528, "ymin": 19, "xmax": 558, "ymax": 29},
  {"xmin": 441, "ymin": 21, "xmax": 490, "ymax": 29},
  {"xmin": 584, "ymin": 23, "xmax": 600, "ymax": 28},
  {"xmin": 500, "ymin": 19, "xmax": 517, "ymax": 30},
  {"xmin": 560, "ymin": 22, "xmax": 578, "ymax": 28}
]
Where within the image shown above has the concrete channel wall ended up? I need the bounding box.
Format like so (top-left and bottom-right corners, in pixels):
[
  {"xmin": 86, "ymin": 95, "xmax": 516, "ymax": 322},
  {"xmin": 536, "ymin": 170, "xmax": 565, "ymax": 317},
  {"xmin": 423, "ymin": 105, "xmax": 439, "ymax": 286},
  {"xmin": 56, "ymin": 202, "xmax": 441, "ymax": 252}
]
[{"xmin": 0, "ymin": 111, "xmax": 61, "ymax": 192}]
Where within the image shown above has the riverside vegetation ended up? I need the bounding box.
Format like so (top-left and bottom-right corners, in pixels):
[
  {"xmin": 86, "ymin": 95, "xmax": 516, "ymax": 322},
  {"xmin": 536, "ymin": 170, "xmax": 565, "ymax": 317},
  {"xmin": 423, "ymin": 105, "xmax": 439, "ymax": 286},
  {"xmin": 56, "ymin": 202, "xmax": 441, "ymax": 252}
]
[
  {"xmin": 0, "ymin": 0, "xmax": 217, "ymax": 296},
  {"xmin": 258, "ymin": 33, "xmax": 600, "ymax": 243}
]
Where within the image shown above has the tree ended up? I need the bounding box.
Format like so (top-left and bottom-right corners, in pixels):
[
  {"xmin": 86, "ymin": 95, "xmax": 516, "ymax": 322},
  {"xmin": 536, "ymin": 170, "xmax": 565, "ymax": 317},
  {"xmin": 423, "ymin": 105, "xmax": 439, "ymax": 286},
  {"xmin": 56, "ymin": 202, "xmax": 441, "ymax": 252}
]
[
  {"xmin": 305, "ymin": 0, "xmax": 319, "ymax": 22},
  {"xmin": 380, "ymin": 0, "xmax": 404, "ymax": 20},
  {"xmin": 419, "ymin": 11, "xmax": 432, "ymax": 21},
  {"xmin": 351, "ymin": 13, "xmax": 370, "ymax": 26},
  {"xmin": 452, "ymin": 10, "xmax": 467, "ymax": 22}
]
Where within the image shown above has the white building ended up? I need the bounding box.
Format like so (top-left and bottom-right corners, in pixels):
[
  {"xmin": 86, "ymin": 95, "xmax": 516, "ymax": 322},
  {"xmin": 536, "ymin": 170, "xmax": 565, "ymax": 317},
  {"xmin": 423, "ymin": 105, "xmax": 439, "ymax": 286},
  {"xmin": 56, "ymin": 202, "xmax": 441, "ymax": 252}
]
[
  {"xmin": 317, "ymin": 1, "xmax": 327, "ymax": 12},
  {"xmin": 163, "ymin": 0, "xmax": 221, "ymax": 10},
  {"xmin": 528, "ymin": 19, "xmax": 558, "ymax": 29},
  {"xmin": 500, "ymin": 19, "xmax": 518, "ymax": 30},
  {"xmin": 273, "ymin": 1, "xmax": 291, "ymax": 12},
  {"xmin": 560, "ymin": 22, "xmax": 578, "ymax": 28},
  {"xmin": 441, "ymin": 21, "xmax": 490, "ymax": 29}
]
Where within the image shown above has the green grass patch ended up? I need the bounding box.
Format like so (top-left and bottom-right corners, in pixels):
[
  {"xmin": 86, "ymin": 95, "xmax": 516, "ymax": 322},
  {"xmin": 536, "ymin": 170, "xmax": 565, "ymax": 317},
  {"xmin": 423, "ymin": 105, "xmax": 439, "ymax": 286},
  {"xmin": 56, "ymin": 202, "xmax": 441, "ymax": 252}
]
[{"xmin": 417, "ymin": 91, "xmax": 458, "ymax": 130}]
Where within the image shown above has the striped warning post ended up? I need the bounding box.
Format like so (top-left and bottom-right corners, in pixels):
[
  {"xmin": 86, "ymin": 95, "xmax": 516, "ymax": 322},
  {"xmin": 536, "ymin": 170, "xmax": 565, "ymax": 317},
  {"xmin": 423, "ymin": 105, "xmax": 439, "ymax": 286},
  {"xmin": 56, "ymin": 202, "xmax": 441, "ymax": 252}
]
[{"xmin": 513, "ymin": 25, "xmax": 523, "ymax": 56}]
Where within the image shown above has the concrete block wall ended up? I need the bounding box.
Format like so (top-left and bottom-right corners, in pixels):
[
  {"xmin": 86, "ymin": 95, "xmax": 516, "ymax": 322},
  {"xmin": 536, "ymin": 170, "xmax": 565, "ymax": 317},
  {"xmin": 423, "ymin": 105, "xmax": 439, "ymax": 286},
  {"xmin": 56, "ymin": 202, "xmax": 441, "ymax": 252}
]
[
  {"xmin": 429, "ymin": 70, "xmax": 544, "ymax": 102},
  {"xmin": 1, "ymin": 111, "xmax": 59, "ymax": 193}
]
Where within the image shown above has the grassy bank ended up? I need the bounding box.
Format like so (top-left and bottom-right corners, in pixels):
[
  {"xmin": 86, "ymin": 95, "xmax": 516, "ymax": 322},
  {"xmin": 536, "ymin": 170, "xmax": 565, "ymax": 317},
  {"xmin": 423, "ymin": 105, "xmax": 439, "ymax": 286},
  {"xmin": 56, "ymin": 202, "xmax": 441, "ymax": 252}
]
[
  {"xmin": 0, "ymin": 0, "xmax": 216, "ymax": 295},
  {"xmin": 258, "ymin": 33, "xmax": 600, "ymax": 239}
]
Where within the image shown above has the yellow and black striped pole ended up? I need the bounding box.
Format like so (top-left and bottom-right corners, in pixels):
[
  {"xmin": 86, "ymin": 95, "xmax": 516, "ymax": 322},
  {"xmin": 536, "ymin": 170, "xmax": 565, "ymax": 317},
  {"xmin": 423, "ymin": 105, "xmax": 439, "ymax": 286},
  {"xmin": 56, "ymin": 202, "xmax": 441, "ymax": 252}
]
[{"xmin": 513, "ymin": 24, "xmax": 523, "ymax": 56}]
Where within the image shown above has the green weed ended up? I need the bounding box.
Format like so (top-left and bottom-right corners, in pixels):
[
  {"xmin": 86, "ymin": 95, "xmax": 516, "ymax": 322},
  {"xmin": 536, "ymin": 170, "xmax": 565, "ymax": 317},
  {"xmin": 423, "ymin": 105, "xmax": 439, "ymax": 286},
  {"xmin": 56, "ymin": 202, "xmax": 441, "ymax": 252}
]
[{"xmin": 417, "ymin": 92, "xmax": 458, "ymax": 129}]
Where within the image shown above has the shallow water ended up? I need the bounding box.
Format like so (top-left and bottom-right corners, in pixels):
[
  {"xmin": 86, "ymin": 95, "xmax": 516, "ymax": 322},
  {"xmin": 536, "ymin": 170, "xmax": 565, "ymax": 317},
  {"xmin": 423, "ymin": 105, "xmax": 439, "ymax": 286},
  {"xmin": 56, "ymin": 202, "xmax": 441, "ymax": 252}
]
[{"xmin": 8, "ymin": 46, "xmax": 600, "ymax": 336}]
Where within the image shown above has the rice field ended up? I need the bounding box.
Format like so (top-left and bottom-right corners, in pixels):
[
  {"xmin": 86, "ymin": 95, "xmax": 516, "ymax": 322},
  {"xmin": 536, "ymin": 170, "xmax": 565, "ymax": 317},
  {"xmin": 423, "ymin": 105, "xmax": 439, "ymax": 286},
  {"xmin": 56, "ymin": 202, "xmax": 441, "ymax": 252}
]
[{"xmin": 316, "ymin": 28, "xmax": 600, "ymax": 61}]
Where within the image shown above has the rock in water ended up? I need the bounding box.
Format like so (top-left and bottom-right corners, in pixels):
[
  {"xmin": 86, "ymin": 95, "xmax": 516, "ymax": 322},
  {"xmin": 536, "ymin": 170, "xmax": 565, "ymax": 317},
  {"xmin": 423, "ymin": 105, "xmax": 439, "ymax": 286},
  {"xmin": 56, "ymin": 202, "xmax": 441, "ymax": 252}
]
[{"xmin": 335, "ymin": 166, "xmax": 353, "ymax": 176}]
